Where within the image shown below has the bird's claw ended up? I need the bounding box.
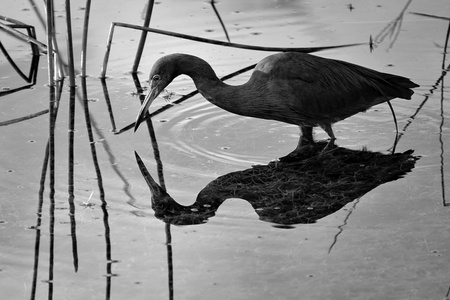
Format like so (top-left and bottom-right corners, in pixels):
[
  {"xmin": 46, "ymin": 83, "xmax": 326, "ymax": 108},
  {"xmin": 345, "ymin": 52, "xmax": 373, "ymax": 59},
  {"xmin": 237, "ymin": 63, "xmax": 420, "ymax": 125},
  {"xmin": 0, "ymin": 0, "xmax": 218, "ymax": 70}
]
[
  {"xmin": 320, "ymin": 139, "xmax": 337, "ymax": 153},
  {"xmin": 279, "ymin": 140, "xmax": 337, "ymax": 162}
]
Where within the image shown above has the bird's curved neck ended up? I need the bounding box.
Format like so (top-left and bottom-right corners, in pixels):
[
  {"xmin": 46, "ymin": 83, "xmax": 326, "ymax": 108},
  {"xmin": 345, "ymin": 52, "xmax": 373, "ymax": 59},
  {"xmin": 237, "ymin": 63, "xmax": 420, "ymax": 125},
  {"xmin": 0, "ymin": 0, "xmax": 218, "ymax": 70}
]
[{"xmin": 176, "ymin": 55, "xmax": 243, "ymax": 113}]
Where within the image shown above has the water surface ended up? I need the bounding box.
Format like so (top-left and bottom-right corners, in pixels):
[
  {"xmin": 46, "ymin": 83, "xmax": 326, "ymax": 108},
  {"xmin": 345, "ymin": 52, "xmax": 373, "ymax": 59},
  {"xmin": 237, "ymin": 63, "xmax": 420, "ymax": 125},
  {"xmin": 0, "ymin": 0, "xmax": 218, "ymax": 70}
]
[{"xmin": 1, "ymin": 0, "xmax": 450, "ymax": 299}]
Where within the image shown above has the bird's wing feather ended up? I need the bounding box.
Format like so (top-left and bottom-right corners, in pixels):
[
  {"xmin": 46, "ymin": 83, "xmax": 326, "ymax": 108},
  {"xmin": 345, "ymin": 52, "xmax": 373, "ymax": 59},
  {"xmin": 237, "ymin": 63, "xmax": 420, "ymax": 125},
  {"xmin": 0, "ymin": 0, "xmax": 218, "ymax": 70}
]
[{"xmin": 255, "ymin": 53, "xmax": 416, "ymax": 125}]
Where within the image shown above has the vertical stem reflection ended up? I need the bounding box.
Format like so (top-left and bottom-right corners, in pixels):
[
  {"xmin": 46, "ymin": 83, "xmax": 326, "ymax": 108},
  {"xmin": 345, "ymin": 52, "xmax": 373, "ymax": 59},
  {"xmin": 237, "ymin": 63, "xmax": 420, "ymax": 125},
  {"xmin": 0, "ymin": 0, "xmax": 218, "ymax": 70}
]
[
  {"xmin": 165, "ymin": 223, "xmax": 173, "ymax": 300},
  {"xmin": 80, "ymin": 75, "xmax": 111, "ymax": 296},
  {"xmin": 45, "ymin": 0, "xmax": 56, "ymax": 298},
  {"xmin": 65, "ymin": 0, "xmax": 79, "ymax": 272},
  {"xmin": 440, "ymin": 21, "xmax": 450, "ymax": 207},
  {"xmin": 30, "ymin": 141, "xmax": 50, "ymax": 300}
]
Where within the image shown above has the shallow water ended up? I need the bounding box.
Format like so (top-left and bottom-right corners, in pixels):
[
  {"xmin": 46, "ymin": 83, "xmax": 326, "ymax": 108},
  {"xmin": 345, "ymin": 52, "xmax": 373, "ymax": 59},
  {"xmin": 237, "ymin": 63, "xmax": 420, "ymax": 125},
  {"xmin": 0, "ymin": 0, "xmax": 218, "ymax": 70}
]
[{"xmin": 1, "ymin": 0, "xmax": 450, "ymax": 299}]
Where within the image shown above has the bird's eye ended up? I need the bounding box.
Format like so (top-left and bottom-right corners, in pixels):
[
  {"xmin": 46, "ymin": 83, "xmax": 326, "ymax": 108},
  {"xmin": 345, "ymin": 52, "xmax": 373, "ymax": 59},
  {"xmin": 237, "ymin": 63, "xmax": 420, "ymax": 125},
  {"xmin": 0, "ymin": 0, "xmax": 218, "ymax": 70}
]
[{"xmin": 152, "ymin": 74, "xmax": 161, "ymax": 81}]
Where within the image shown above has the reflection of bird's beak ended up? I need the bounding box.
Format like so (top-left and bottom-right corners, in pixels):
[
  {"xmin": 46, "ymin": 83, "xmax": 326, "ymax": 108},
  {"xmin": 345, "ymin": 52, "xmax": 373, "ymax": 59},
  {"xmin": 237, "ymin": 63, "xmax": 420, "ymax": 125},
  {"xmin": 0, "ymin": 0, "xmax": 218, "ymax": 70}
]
[{"xmin": 134, "ymin": 86, "xmax": 160, "ymax": 132}]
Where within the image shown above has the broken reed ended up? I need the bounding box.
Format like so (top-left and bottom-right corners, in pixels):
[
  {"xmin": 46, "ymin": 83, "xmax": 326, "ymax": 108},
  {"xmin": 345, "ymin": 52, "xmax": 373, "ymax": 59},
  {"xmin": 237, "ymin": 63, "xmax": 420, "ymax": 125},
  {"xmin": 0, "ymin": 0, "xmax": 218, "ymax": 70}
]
[{"xmin": 100, "ymin": 22, "xmax": 365, "ymax": 78}]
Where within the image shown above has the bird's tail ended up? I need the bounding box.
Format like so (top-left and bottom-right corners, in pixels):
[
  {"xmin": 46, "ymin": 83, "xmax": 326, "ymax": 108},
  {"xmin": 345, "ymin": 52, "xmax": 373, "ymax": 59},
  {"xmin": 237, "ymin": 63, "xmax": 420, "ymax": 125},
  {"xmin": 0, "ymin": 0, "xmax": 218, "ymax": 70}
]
[
  {"xmin": 340, "ymin": 59, "xmax": 419, "ymax": 100},
  {"xmin": 379, "ymin": 73, "xmax": 419, "ymax": 100}
]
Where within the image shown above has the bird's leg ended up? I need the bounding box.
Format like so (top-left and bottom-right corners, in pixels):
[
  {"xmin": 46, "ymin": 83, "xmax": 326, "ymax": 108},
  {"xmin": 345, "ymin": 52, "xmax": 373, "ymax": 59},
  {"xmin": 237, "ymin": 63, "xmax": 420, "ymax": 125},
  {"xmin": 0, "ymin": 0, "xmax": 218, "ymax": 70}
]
[
  {"xmin": 301, "ymin": 126, "xmax": 314, "ymax": 143},
  {"xmin": 320, "ymin": 124, "xmax": 336, "ymax": 151},
  {"xmin": 279, "ymin": 126, "xmax": 317, "ymax": 160},
  {"xmin": 285, "ymin": 126, "xmax": 315, "ymax": 156},
  {"xmin": 299, "ymin": 125, "xmax": 315, "ymax": 146}
]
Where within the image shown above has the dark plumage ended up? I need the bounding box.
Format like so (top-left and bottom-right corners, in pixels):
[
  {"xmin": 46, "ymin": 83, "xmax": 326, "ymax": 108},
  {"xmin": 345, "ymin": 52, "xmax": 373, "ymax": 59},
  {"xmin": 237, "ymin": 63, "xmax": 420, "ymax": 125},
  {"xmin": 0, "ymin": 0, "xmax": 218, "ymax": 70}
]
[{"xmin": 135, "ymin": 52, "xmax": 418, "ymax": 156}]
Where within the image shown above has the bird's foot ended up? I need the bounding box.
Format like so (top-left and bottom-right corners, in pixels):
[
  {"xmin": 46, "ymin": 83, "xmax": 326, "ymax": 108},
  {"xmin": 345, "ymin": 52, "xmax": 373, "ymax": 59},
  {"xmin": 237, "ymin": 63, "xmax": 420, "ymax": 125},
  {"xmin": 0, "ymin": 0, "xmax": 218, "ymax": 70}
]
[
  {"xmin": 278, "ymin": 143, "xmax": 319, "ymax": 162},
  {"xmin": 320, "ymin": 139, "xmax": 337, "ymax": 154},
  {"xmin": 278, "ymin": 140, "xmax": 337, "ymax": 162}
]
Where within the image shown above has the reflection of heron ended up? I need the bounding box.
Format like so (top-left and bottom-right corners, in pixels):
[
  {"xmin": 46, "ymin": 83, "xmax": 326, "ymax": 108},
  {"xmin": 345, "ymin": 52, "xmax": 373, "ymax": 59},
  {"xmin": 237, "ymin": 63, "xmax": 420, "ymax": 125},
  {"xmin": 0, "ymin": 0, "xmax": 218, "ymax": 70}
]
[
  {"xmin": 135, "ymin": 53, "xmax": 418, "ymax": 156},
  {"xmin": 135, "ymin": 147, "xmax": 418, "ymax": 226}
]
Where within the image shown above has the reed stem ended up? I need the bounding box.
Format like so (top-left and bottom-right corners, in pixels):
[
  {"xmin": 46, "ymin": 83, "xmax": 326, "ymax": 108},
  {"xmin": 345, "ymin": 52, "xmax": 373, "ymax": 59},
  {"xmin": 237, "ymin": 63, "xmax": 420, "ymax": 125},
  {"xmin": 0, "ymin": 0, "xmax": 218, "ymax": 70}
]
[
  {"xmin": 131, "ymin": 0, "xmax": 155, "ymax": 73},
  {"xmin": 65, "ymin": 0, "xmax": 78, "ymax": 273},
  {"xmin": 81, "ymin": 0, "xmax": 92, "ymax": 76},
  {"xmin": 44, "ymin": 0, "xmax": 56, "ymax": 297}
]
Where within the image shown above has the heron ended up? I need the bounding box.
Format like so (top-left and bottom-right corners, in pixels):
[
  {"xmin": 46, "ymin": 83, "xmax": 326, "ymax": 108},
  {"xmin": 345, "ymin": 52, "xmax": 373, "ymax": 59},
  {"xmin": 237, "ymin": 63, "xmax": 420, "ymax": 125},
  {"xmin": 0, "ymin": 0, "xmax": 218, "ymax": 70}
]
[{"xmin": 134, "ymin": 52, "xmax": 418, "ymax": 157}]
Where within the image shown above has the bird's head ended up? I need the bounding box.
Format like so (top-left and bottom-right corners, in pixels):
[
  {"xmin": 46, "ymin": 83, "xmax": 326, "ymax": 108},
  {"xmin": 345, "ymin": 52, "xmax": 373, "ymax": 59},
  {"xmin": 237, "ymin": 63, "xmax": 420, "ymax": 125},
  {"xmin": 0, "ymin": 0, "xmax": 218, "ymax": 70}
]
[{"xmin": 134, "ymin": 55, "xmax": 180, "ymax": 131}]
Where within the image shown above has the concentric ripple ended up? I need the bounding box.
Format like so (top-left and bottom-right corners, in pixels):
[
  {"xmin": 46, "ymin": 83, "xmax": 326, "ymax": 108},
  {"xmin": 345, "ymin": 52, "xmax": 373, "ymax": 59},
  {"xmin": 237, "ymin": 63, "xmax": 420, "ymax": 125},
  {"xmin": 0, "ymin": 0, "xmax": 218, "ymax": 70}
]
[{"xmin": 150, "ymin": 97, "xmax": 298, "ymax": 167}]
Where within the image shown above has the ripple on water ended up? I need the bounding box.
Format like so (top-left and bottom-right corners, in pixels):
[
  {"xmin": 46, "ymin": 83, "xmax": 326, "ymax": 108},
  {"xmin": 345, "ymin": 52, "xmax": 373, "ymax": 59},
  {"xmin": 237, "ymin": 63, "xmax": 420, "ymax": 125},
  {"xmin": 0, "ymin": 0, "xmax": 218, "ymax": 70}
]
[
  {"xmin": 150, "ymin": 98, "xmax": 292, "ymax": 166},
  {"xmin": 149, "ymin": 95, "xmax": 420, "ymax": 167}
]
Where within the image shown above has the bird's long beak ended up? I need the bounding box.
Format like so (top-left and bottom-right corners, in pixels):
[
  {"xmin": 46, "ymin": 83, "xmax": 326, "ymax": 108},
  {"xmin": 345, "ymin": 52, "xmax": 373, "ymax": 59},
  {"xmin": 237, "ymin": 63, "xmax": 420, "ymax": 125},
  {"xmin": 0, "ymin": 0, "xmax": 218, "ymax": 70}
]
[{"xmin": 134, "ymin": 85, "xmax": 160, "ymax": 132}]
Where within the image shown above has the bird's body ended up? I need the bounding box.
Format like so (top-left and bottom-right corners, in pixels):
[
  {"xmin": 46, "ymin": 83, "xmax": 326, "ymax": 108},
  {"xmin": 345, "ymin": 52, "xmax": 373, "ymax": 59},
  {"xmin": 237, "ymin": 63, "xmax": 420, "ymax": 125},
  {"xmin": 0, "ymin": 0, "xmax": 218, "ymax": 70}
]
[{"xmin": 135, "ymin": 52, "xmax": 418, "ymax": 157}]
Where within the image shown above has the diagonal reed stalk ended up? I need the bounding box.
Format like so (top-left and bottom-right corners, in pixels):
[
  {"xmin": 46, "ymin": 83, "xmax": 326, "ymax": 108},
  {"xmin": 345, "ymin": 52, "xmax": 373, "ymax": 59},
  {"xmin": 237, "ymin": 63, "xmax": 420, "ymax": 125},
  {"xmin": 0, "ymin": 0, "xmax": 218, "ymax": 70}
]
[
  {"xmin": 373, "ymin": 0, "xmax": 412, "ymax": 50},
  {"xmin": 411, "ymin": 12, "xmax": 450, "ymax": 21},
  {"xmin": 0, "ymin": 18, "xmax": 47, "ymax": 51},
  {"xmin": 210, "ymin": 0, "xmax": 230, "ymax": 42},
  {"xmin": 0, "ymin": 23, "xmax": 39, "ymax": 81},
  {"xmin": 100, "ymin": 22, "xmax": 365, "ymax": 78},
  {"xmin": 0, "ymin": 109, "xmax": 49, "ymax": 126}
]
